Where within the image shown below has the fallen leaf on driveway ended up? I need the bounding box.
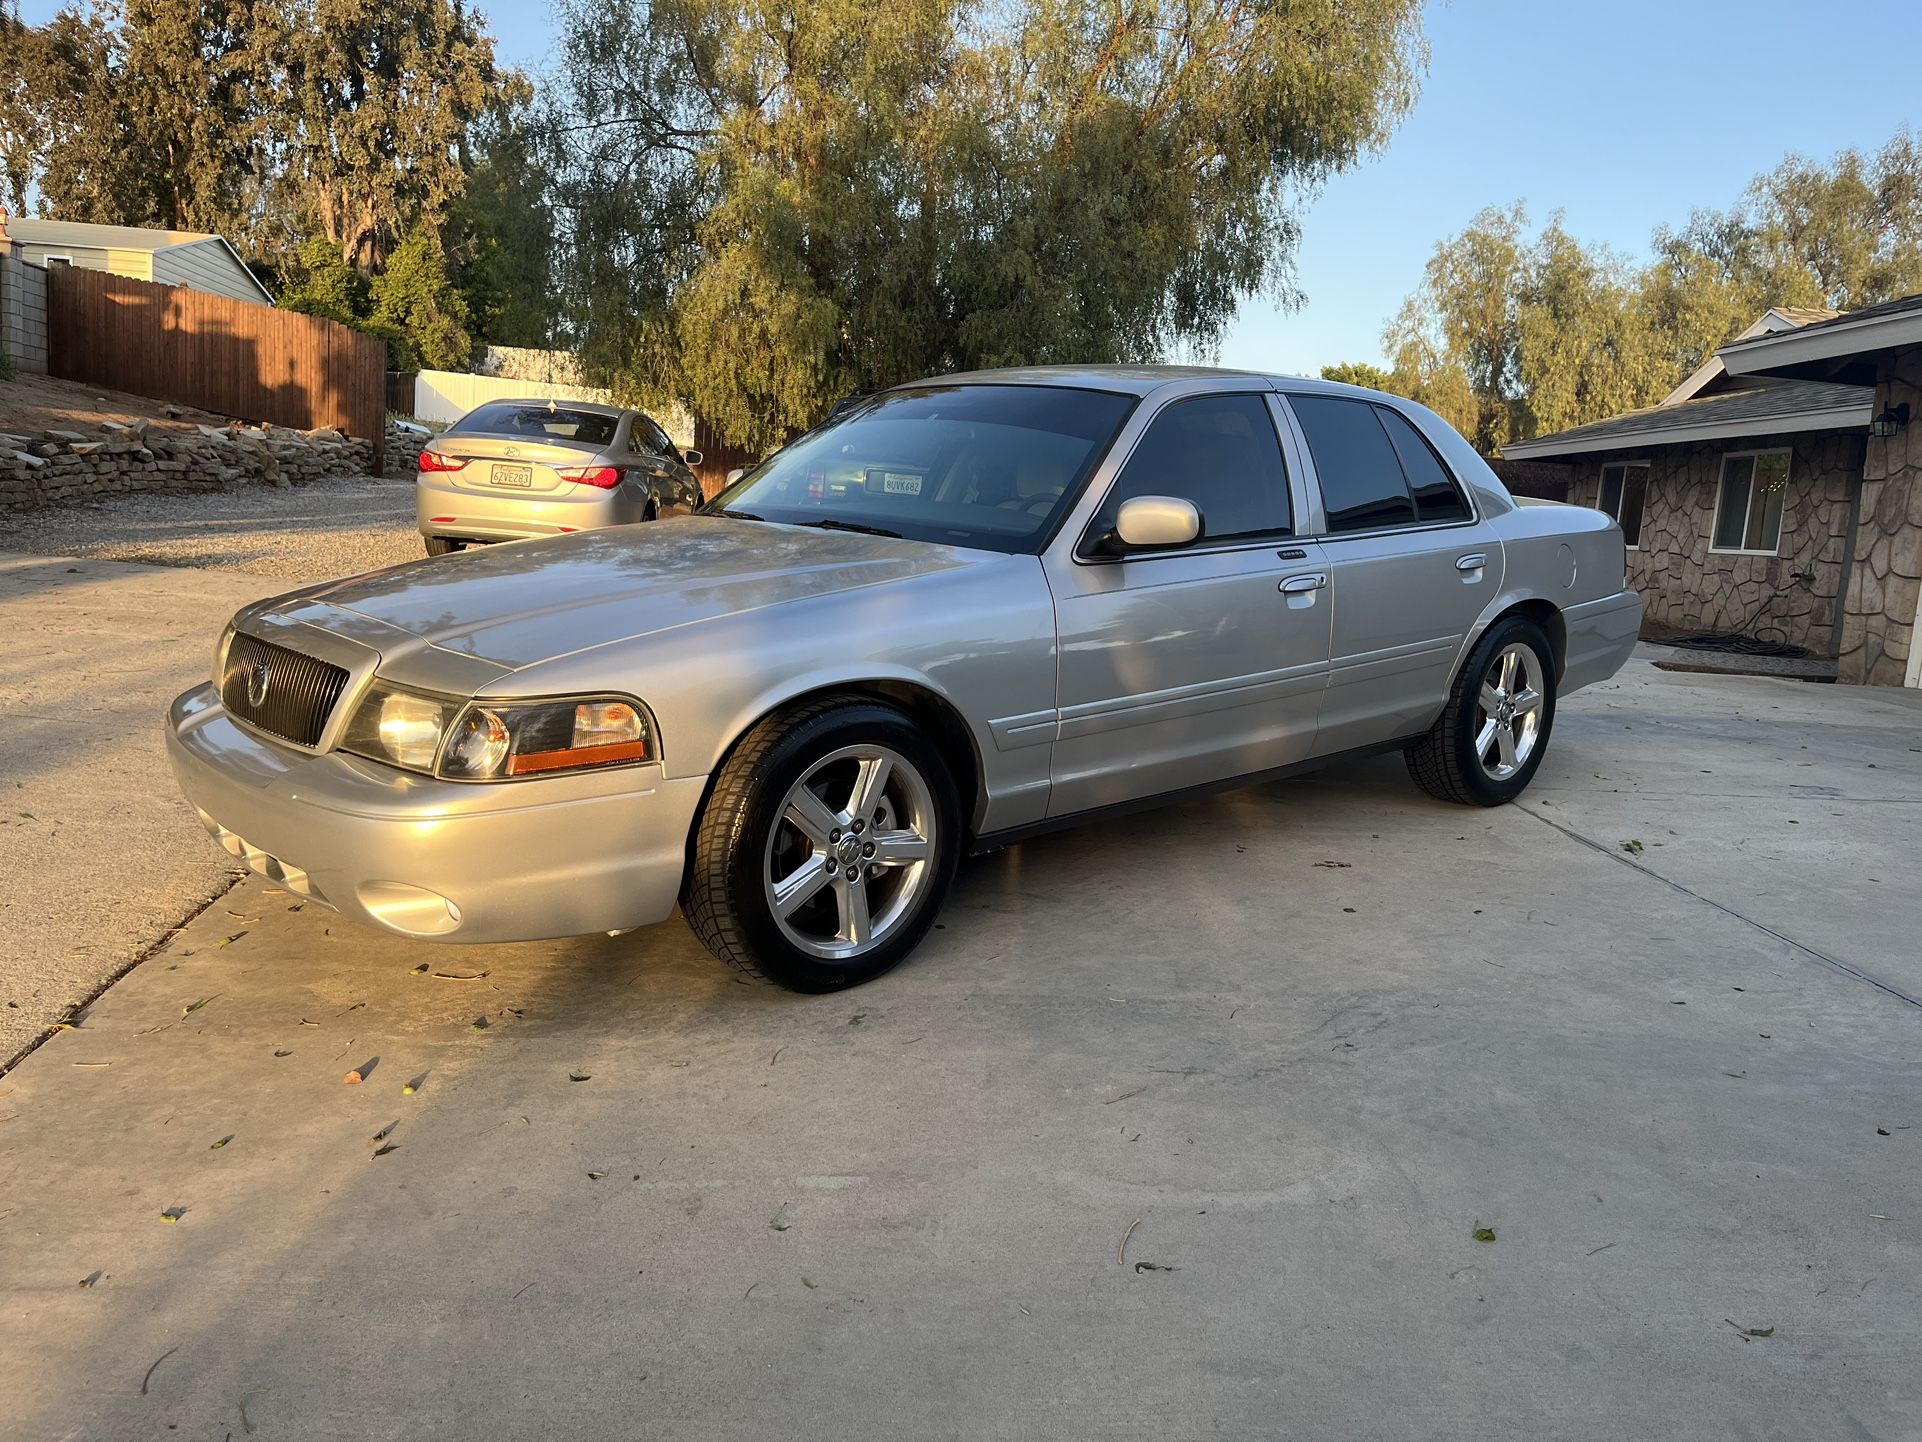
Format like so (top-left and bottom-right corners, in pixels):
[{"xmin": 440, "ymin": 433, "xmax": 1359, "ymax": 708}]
[
  {"xmin": 411, "ymin": 963, "xmax": 430, "ymax": 975},
  {"xmin": 1620, "ymin": 840, "xmax": 1644, "ymax": 855},
  {"xmin": 215, "ymin": 933, "xmax": 244, "ymax": 948},
  {"xmin": 343, "ymin": 1070, "xmax": 363, "ymax": 1085},
  {"xmin": 78, "ymin": 1271, "xmax": 101, "ymax": 1288},
  {"xmin": 469, "ymin": 1017, "xmax": 490, "ymax": 1031},
  {"xmin": 182, "ymin": 996, "xmax": 215, "ymax": 1017},
  {"xmin": 587, "ymin": 1170, "xmax": 606, "ymax": 1180},
  {"xmin": 159, "ymin": 1207, "xmax": 186, "ymax": 1224},
  {"xmin": 569, "ymin": 1072, "xmax": 591, "ymax": 1083},
  {"xmin": 209, "ymin": 1135, "xmax": 232, "ymax": 1150},
  {"xmin": 1473, "ymin": 1225, "xmax": 1496, "ymax": 1243},
  {"xmin": 372, "ymin": 1143, "xmax": 399, "ymax": 1158},
  {"xmin": 1104, "ymin": 1086, "xmax": 1146, "ymax": 1105}
]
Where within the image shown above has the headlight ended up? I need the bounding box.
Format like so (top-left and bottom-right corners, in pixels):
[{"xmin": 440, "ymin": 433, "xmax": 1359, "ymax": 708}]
[
  {"xmin": 339, "ymin": 684, "xmax": 461, "ymax": 773},
  {"xmin": 440, "ymin": 697, "xmax": 653, "ymax": 779},
  {"xmin": 339, "ymin": 684, "xmax": 654, "ymax": 780}
]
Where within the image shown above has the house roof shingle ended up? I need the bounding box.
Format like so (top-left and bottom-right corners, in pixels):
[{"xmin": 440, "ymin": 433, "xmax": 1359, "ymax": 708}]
[{"xmin": 1501, "ymin": 379, "xmax": 1872, "ymax": 460}]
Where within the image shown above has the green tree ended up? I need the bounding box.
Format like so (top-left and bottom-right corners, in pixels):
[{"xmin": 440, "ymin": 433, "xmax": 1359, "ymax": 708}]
[
  {"xmin": 543, "ymin": 0, "xmax": 1428, "ymax": 449},
  {"xmin": 283, "ymin": 0, "xmax": 525, "ymax": 272},
  {"xmin": 0, "ymin": 0, "xmax": 277, "ymax": 240},
  {"xmin": 277, "ymin": 234, "xmax": 370, "ymax": 325},
  {"xmin": 446, "ymin": 103, "xmax": 556, "ymax": 347},
  {"xmin": 1319, "ymin": 361, "xmax": 1395, "ymax": 391},
  {"xmin": 366, "ymin": 223, "xmax": 472, "ymax": 370}
]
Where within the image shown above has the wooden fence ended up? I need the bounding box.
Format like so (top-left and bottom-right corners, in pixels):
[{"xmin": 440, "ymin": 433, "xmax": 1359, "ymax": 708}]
[{"xmin": 47, "ymin": 266, "xmax": 387, "ymax": 474}]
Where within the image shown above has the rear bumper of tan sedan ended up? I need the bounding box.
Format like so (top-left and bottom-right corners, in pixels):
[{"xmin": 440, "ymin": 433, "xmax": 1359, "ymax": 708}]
[
  {"xmin": 166, "ymin": 684, "xmax": 707, "ymax": 943},
  {"xmin": 416, "ymin": 475, "xmax": 643, "ymax": 544}
]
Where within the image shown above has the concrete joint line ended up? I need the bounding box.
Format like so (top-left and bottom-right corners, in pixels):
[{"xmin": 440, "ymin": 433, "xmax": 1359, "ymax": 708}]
[{"xmin": 1521, "ymin": 806, "xmax": 1922, "ymax": 1010}]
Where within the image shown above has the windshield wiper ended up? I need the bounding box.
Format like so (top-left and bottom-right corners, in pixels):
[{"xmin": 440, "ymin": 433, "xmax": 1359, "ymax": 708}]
[
  {"xmin": 794, "ymin": 518, "xmax": 903, "ymax": 539},
  {"xmin": 709, "ymin": 507, "xmax": 766, "ymax": 521}
]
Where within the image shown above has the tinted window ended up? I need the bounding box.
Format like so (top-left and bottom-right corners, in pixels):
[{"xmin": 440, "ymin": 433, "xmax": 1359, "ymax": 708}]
[
  {"xmin": 1376, "ymin": 406, "xmax": 1470, "ymax": 522},
  {"xmin": 1095, "ymin": 394, "xmax": 1291, "ymax": 544},
  {"xmin": 707, "ymin": 384, "xmax": 1136, "ymax": 554},
  {"xmin": 1288, "ymin": 395, "xmax": 1416, "ymax": 532},
  {"xmin": 454, "ymin": 403, "xmax": 619, "ymax": 447}
]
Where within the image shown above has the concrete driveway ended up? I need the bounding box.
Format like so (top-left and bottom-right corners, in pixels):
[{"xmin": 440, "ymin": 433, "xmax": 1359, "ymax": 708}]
[{"xmin": 1, "ymin": 655, "xmax": 1918, "ymax": 1441}]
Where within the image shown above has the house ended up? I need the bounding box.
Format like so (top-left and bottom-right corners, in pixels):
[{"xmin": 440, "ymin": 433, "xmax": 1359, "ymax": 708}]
[
  {"xmin": 5, "ymin": 217, "xmax": 273, "ymax": 306},
  {"xmin": 1503, "ymin": 300, "xmax": 1922, "ymax": 687}
]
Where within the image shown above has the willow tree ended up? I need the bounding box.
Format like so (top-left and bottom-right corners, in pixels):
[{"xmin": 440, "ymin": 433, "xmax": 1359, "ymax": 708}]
[{"xmin": 543, "ymin": 0, "xmax": 1426, "ymax": 450}]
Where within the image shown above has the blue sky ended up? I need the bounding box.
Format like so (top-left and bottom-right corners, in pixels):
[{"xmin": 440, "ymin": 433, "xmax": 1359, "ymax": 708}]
[{"xmin": 24, "ymin": 0, "xmax": 1918, "ymax": 373}]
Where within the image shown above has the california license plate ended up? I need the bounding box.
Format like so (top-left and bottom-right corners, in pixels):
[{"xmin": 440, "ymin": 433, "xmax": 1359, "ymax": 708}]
[
  {"xmin": 490, "ymin": 464, "xmax": 532, "ymax": 488},
  {"xmin": 879, "ymin": 471, "xmax": 923, "ymax": 495}
]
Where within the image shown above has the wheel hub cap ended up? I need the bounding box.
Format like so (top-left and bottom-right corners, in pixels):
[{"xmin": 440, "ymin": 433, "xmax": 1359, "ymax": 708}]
[{"xmin": 1473, "ymin": 643, "xmax": 1546, "ymax": 782}]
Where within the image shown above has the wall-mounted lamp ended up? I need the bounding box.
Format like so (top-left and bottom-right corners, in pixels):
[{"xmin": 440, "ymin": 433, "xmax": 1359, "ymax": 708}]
[{"xmin": 1870, "ymin": 402, "xmax": 1910, "ymax": 439}]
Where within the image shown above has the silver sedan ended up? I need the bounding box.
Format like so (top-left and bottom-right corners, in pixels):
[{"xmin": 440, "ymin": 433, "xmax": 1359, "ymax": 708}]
[
  {"xmin": 172, "ymin": 367, "xmax": 1641, "ymax": 991},
  {"xmin": 416, "ymin": 399, "xmax": 703, "ymax": 555}
]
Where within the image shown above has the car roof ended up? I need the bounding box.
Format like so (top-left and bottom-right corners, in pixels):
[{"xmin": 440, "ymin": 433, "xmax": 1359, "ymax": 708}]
[{"xmin": 889, "ymin": 364, "xmax": 1392, "ymax": 403}]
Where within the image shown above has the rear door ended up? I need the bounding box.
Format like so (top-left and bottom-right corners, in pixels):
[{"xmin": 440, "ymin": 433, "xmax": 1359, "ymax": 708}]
[
  {"xmin": 1278, "ymin": 394, "xmax": 1503, "ymax": 749},
  {"xmin": 1041, "ymin": 388, "xmax": 1332, "ymax": 816}
]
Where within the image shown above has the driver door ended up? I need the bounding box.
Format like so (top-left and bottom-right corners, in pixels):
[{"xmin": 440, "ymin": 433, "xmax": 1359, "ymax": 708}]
[{"xmin": 1040, "ymin": 390, "xmax": 1333, "ymax": 817}]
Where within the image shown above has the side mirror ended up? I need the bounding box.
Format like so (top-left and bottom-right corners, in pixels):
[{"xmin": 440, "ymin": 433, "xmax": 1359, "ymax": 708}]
[
  {"xmin": 725, "ymin": 467, "xmax": 746, "ymax": 487},
  {"xmin": 682, "ymin": 448, "xmax": 703, "ymax": 466},
  {"xmin": 1109, "ymin": 495, "xmax": 1202, "ymax": 552}
]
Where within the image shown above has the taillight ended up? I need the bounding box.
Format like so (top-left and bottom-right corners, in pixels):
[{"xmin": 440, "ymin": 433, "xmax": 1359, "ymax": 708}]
[
  {"xmin": 419, "ymin": 450, "xmax": 467, "ymax": 473},
  {"xmin": 558, "ymin": 465, "xmax": 624, "ymax": 490}
]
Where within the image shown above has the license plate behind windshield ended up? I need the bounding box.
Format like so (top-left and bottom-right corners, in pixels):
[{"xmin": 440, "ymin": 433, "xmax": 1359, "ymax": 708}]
[{"xmin": 490, "ymin": 463, "xmax": 532, "ymax": 488}]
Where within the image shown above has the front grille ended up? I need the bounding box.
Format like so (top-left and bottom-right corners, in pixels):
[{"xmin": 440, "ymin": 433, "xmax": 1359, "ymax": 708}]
[{"xmin": 220, "ymin": 633, "xmax": 350, "ymax": 747}]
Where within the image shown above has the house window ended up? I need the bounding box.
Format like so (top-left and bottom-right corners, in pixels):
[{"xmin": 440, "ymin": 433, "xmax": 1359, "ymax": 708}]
[
  {"xmin": 1711, "ymin": 450, "xmax": 1789, "ymax": 555},
  {"xmin": 1596, "ymin": 462, "xmax": 1647, "ymax": 547}
]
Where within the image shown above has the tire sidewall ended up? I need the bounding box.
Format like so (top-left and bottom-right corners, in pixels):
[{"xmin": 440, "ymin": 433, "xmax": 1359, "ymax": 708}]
[
  {"xmin": 723, "ymin": 704, "xmax": 962, "ymax": 991},
  {"xmin": 1451, "ymin": 618, "xmax": 1557, "ymax": 804}
]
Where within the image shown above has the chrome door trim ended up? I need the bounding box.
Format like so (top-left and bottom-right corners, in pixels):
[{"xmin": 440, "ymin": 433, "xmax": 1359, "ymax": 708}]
[{"xmin": 1055, "ymin": 657, "xmax": 1329, "ymax": 740}]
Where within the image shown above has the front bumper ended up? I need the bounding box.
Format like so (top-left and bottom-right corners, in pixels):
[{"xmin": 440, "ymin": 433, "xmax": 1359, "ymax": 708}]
[
  {"xmin": 166, "ymin": 684, "xmax": 707, "ymax": 943},
  {"xmin": 416, "ymin": 476, "xmax": 638, "ymax": 543}
]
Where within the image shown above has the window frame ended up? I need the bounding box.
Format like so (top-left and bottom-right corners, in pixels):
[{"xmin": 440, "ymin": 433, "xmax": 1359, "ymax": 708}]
[
  {"xmin": 1595, "ymin": 460, "xmax": 1649, "ymax": 550},
  {"xmin": 1074, "ymin": 389, "xmax": 1306, "ymax": 563},
  {"xmin": 1709, "ymin": 448, "xmax": 1791, "ymax": 557},
  {"xmin": 1274, "ymin": 392, "xmax": 1482, "ymax": 542}
]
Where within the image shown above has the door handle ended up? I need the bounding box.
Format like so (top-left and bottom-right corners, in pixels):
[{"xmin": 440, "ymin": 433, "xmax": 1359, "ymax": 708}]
[
  {"xmin": 1455, "ymin": 553, "xmax": 1487, "ymax": 572},
  {"xmin": 1279, "ymin": 573, "xmax": 1327, "ymax": 594}
]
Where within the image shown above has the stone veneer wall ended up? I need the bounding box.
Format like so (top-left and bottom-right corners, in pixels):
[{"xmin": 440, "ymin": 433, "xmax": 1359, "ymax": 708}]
[
  {"xmin": 1840, "ymin": 344, "xmax": 1922, "ymax": 686},
  {"xmin": 1568, "ymin": 429, "xmax": 1864, "ymax": 656}
]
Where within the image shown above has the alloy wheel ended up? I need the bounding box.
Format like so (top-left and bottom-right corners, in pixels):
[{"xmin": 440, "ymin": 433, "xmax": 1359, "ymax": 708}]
[
  {"xmin": 762, "ymin": 745, "xmax": 937, "ymax": 961},
  {"xmin": 1474, "ymin": 642, "xmax": 1546, "ymax": 781}
]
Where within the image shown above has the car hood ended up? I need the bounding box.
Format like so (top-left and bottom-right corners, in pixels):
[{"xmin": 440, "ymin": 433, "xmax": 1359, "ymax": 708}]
[{"xmin": 283, "ymin": 517, "xmax": 992, "ymax": 670}]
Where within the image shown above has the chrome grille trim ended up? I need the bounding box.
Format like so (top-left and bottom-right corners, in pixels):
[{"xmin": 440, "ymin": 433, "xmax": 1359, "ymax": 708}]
[{"xmin": 219, "ymin": 633, "xmax": 351, "ymax": 748}]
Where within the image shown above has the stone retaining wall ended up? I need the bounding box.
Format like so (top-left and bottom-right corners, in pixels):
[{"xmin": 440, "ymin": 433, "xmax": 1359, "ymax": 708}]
[{"xmin": 2, "ymin": 414, "xmax": 427, "ymax": 511}]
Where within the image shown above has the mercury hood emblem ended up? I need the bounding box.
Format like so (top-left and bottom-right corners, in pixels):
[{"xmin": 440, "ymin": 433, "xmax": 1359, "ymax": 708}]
[{"xmin": 243, "ymin": 654, "xmax": 271, "ymax": 708}]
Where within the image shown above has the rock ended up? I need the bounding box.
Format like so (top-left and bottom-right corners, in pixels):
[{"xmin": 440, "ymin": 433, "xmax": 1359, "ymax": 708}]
[{"xmin": 46, "ymin": 429, "xmax": 89, "ymax": 443}]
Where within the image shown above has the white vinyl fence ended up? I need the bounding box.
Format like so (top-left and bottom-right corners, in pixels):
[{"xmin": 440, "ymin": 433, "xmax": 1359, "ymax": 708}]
[
  {"xmin": 407, "ymin": 370, "xmax": 696, "ymax": 446},
  {"xmin": 410, "ymin": 370, "xmax": 616, "ymax": 428}
]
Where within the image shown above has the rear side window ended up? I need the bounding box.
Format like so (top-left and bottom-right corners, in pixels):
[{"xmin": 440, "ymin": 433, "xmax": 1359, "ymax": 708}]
[
  {"xmin": 1288, "ymin": 395, "xmax": 1414, "ymax": 532},
  {"xmin": 1096, "ymin": 393, "xmax": 1292, "ymax": 544},
  {"xmin": 1375, "ymin": 407, "xmax": 1471, "ymax": 522}
]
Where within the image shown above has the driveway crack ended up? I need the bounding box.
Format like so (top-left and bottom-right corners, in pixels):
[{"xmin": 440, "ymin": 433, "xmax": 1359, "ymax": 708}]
[{"xmin": 1519, "ymin": 806, "xmax": 1921, "ymax": 1010}]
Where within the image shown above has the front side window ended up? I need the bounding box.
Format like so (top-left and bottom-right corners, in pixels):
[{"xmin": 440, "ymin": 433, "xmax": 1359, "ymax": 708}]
[
  {"xmin": 1597, "ymin": 462, "xmax": 1647, "ymax": 547},
  {"xmin": 1288, "ymin": 394, "xmax": 1416, "ymax": 533},
  {"xmin": 1091, "ymin": 393, "xmax": 1292, "ymax": 546},
  {"xmin": 1712, "ymin": 451, "xmax": 1789, "ymax": 554},
  {"xmin": 706, "ymin": 384, "xmax": 1136, "ymax": 554}
]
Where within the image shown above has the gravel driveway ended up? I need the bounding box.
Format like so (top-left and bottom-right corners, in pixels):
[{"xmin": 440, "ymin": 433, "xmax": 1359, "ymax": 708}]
[{"xmin": 0, "ymin": 472, "xmax": 420, "ymax": 582}]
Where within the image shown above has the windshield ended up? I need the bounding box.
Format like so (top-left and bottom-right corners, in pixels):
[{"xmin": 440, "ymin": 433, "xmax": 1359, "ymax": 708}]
[
  {"xmin": 704, "ymin": 384, "xmax": 1136, "ymax": 553},
  {"xmin": 452, "ymin": 403, "xmax": 620, "ymax": 447}
]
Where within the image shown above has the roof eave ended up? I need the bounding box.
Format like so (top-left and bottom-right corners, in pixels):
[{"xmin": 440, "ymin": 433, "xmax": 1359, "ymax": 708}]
[
  {"xmin": 1502, "ymin": 403, "xmax": 1871, "ymax": 460},
  {"xmin": 1721, "ymin": 312, "xmax": 1922, "ymax": 378}
]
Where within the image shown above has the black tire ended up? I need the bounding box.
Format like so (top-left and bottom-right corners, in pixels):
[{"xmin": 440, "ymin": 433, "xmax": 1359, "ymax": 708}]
[
  {"xmin": 1406, "ymin": 614, "xmax": 1557, "ymax": 806},
  {"xmin": 424, "ymin": 536, "xmax": 463, "ymax": 556},
  {"xmin": 682, "ymin": 698, "xmax": 962, "ymax": 991}
]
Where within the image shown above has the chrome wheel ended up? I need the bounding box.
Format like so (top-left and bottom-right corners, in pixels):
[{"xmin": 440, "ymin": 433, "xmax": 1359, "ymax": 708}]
[
  {"xmin": 762, "ymin": 744, "xmax": 937, "ymax": 961},
  {"xmin": 1474, "ymin": 643, "xmax": 1546, "ymax": 781}
]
